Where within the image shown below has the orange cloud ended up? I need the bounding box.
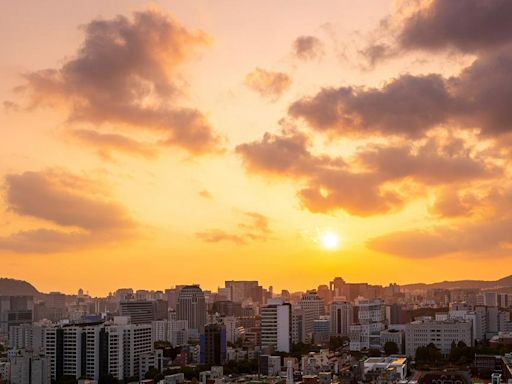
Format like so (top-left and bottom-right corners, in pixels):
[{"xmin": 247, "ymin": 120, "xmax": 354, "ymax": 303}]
[
  {"xmin": 18, "ymin": 9, "xmax": 221, "ymax": 155},
  {"xmin": 244, "ymin": 68, "xmax": 292, "ymax": 100},
  {"xmin": 237, "ymin": 129, "xmax": 496, "ymax": 216},
  {"xmin": 196, "ymin": 211, "xmax": 272, "ymax": 245},
  {"xmin": 0, "ymin": 170, "xmax": 137, "ymax": 253}
]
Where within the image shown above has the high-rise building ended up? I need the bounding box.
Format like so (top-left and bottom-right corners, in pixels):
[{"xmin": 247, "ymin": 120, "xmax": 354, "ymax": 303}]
[
  {"xmin": 9, "ymin": 349, "xmax": 50, "ymax": 384},
  {"xmin": 200, "ymin": 323, "xmax": 227, "ymax": 365},
  {"xmin": 119, "ymin": 301, "xmax": 155, "ymax": 324},
  {"xmin": 0, "ymin": 296, "xmax": 34, "ymax": 335},
  {"xmin": 330, "ymin": 300, "xmax": 352, "ymax": 337},
  {"xmin": 169, "ymin": 319, "xmax": 189, "ymax": 346},
  {"xmin": 298, "ymin": 291, "xmax": 325, "ymax": 343},
  {"xmin": 176, "ymin": 285, "xmax": 206, "ymax": 336},
  {"xmin": 224, "ymin": 281, "xmax": 263, "ymax": 304},
  {"xmin": 261, "ymin": 299, "xmax": 291, "ymax": 352}
]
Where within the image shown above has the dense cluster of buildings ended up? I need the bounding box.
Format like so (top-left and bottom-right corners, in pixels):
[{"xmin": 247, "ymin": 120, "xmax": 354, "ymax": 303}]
[{"xmin": 1, "ymin": 278, "xmax": 512, "ymax": 383}]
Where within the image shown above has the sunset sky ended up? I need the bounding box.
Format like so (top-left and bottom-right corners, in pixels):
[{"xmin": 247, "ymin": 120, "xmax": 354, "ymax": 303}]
[{"xmin": 1, "ymin": 0, "xmax": 512, "ymax": 296}]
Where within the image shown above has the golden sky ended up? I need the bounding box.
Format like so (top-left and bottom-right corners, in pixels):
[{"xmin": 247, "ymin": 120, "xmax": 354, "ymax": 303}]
[{"xmin": 1, "ymin": 0, "xmax": 512, "ymax": 296}]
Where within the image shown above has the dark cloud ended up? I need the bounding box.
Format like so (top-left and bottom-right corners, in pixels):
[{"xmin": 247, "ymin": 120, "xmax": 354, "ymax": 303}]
[
  {"xmin": 237, "ymin": 130, "xmax": 497, "ymax": 216},
  {"xmin": 290, "ymin": 48, "xmax": 512, "ymax": 138},
  {"xmin": 244, "ymin": 68, "xmax": 292, "ymax": 100},
  {"xmin": 399, "ymin": 0, "xmax": 512, "ymax": 52},
  {"xmin": 20, "ymin": 9, "xmax": 220, "ymax": 155},
  {"xmin": 293, "ymin": 35, "xmax": 324, "ymax": 60},
  {"xmin": 289, "ymin": 74, "xmax": 450, "ymax": 138},
  {"xmin": 196, "ymin": 211, "xmax": 272, "ymax": 245},
  {"xmin": 0, "ymin": 170, "xmax": 136, "ymax": 253}
]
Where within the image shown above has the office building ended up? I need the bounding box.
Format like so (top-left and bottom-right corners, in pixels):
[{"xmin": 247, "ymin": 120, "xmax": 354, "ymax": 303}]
[
  {"xmin": 200, "ymin": 323, "xmax": 227, "ymax": 365},
  {"xmin": 405, "ymin": 319, "xmax": 473, "ymax": 357}
]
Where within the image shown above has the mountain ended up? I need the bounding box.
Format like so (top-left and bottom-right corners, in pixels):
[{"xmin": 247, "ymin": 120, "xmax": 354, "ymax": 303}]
[
  {"xmin": 402, "ymin": 275, "xmax": 512, "ymax": 291},
  {"xmin": 0, "ymin": 278, "xmax": 40, "ymax": 296}
]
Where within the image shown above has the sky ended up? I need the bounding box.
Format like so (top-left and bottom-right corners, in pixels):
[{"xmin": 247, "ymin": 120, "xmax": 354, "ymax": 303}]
[{"xmin": 1, "ymin": 0, "xmax": 512, "ymax": 296}]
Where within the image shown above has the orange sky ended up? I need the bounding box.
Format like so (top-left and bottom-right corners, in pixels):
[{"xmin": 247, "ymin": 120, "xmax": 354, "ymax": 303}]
[{"xmin": 1, "ymin": 0, "xmax": 512, "ymax": 296}]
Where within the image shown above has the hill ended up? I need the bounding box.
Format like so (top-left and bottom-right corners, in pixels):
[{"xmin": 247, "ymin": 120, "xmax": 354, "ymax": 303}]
[
  {"xmin": 0, "ymin": 278, "xmax": 40, "ymax": 296},
  {"xmin": 402, "ymin": 275, "xmax": 512, "ymax": 291}
]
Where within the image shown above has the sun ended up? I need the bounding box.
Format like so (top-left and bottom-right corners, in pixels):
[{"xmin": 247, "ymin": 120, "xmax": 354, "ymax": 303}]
[{"xmin": 320, "ymin": 231, "xmax": 341, "ymax": 250}]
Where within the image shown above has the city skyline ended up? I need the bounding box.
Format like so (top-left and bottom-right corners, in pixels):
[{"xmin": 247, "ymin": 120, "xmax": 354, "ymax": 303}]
[{"xmin": 2, "ymin": 0, "xmax": 512, "ymax": 296}]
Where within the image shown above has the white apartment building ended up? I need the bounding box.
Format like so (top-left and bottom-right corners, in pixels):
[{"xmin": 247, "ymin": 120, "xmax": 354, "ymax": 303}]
[
  {"xmin": 349, "ymin": 299, "xmax": 385, "ymax": 351},
  {"xmin": 261, "ymin": 299, "xmax": 291, "ymax": 352},
  {"xmin": 405, "ymin": 319, "xmax": 473, "ymax": 357}
]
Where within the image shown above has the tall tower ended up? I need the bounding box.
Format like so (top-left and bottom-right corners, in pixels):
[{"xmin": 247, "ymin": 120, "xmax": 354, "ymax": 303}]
[{"xmin": 176, "ymin": 285, "xmax": 206, "ymax": 336}]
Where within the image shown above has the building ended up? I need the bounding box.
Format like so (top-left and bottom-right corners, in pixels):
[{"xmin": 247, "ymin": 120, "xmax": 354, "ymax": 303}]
[
  {"xmin": 330, "ymin": 300, "xmax": 352, "ymax": 337},
  {"xmin": 224, "ymin": 281, "xmax": 263, "ymax": 304},
  {"xmin": 349, "ymin": 299, "xmax": 385, "ymax": 351},
  {"xmin": 0, "ymin": 296, "xmax": 34, "ymax": 336},
  {"xmin": 169, "ymin": 319, "xmax": 189, "ymax": 346},
  {"xmin": 9, "ymin": 349, "xmax": 50, "ymax": 384},
  {"xmin": 200, "ymin": 323, "xmax": 227, "ymax": 365},
  {"xmin": 313, "ymin": 317, "xmax": 330, "ymax": 344},
  {"xmin": 298, "ymin": 291, "xmax": 325, "ymax": 343},
  {"xmin": 176, "ymin": 285, "xmax": 206, "ymax": 337},
  {"xmin": 120, "ymin": 300, "xmax": 155, "ymax": 324},
  {"xmin": 152, "ymin": 320, "xmax": 169, "ymax": 343},
  {"xmin": 261, "ymin": 299, "xmax": 291, "ymax": 352},
  {"xmin": 380, "ymin": 329, "xmax": 405, "ymax": 354},
  {"xmin": 405, "ymin": 319, "xmax": 473, "ymax": 357},
  {"xmin": 362, "ymin": 357, "xmax": 407, "ymax": 381},
  {"xmin": 259, "ymin": 355, "xmax": 281, "ymax": 376}
]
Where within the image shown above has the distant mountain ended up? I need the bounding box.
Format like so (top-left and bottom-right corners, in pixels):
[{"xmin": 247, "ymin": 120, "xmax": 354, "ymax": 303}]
[
  {"xmin": 0, "ymin": 278, "xmax": 40, "ymax": 296},
  {"xmin": 402, "ymin": 275, "xmax": 512, "ymax": 291}
]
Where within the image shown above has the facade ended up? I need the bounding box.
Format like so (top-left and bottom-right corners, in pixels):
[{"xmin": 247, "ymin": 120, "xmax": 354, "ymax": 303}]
[
  {"xmin": 405, "ymin": 319, "xmax": 473, "ymax": 357},
  {"xmin": 349, "ymin": 299, "xmax": 385, "ymax": 351},
  {"xmin": 330, "ymin": 300, "xmax": 352, "ymax": 337},
  {"xmin": 200, "ymin": 323, "xmax": 227, "ymax": 365},
  {"xmin": 176, "ymin": 285, "xmax": 206, "ymax": 336},
  {"xmin": 261, "ymin": 299, "xmax": 291, "ymax": 352},
  {"xmin": 9, "ymin": 350, "xmax": 50, "ymax": 384},
  {"xmin": 0, "ymin": 296, "xmax": 34, "ymax": 336},
  {"xmin": 119, "ymin": 300, "xmax": 155, "ymax": 324},
  {"xmin": 259, "ymin": 355, "xmax": 281, "ymax": 376},
  {"xmin": 380, "ymin": 329, "xmax": 405, "ymax": 354},
  {"xmin": 298, "ymin": 291, "xmax": 325, "ymax": 343}
]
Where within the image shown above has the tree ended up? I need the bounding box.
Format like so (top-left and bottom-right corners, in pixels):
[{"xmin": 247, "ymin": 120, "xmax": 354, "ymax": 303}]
[
  {"xmin": 98, "ymin": 374, "xmax": 119, "ymax": 384},
  {"xmin": 368, "ymin": 348, "xmax": 381, "ymax": 357},
  {"xmin": 56, "ymin": 376, "xmax": 78, "ymax": 384},
  {"xmin": 384, "ymin": 341, "xmax": 399, "ymax": 356},
  {"xmin": 329, "ymin": 336, "xmax": 349, "ymax": 351}
]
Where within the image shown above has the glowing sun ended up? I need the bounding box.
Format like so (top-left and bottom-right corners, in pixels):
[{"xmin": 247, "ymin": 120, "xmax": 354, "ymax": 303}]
[{"xmin": 320, "ymin": 231, "xmax": 342, "ymax": 250}]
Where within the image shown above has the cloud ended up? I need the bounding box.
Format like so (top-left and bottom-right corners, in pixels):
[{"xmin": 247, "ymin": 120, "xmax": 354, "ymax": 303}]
[
  {"xmin": 237, "ymin": 130, "xmax": 497, "ymax": 216},
  {"xmin": 399, "ymin": 0, "xmax": 512, "ymax": 53},
  {"xmin": 70, "ymin": 129, "xmax": 158, "ymax": 159},
  {"xmin": 0, "ymin": 170, "xmax": 137, "ymax": 253},
  {"xmin": 198, "ymin": 189, "xmax": 213, "ymax": 199},
  {"xmin": 19, "ymin": 9, "xmax": 221, "ymax": 155},
  {"xmin": 244, "ymin": 68, "xmax": 292, "ymax": 100},
  {"xmin": 369, "ymin": 218, "xmax": 512, "ymax": 258},
  {"xmin": 290, "ymin": 48, "xmax": 512, "ymax": 138},
  {"xmin": 293, "ymin": 35, "xmax": 324, "ymax": 60},
  {"xmin": 196, "ymin": 211, "xmax": 272, "ymax": 245},
  {"xmin": 370, "ymin": 186, "xmax": 512, "ymax": 257},
  {"xmin": 289, "ymin": 74, "xmax": 450, "ymax": 138}
]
